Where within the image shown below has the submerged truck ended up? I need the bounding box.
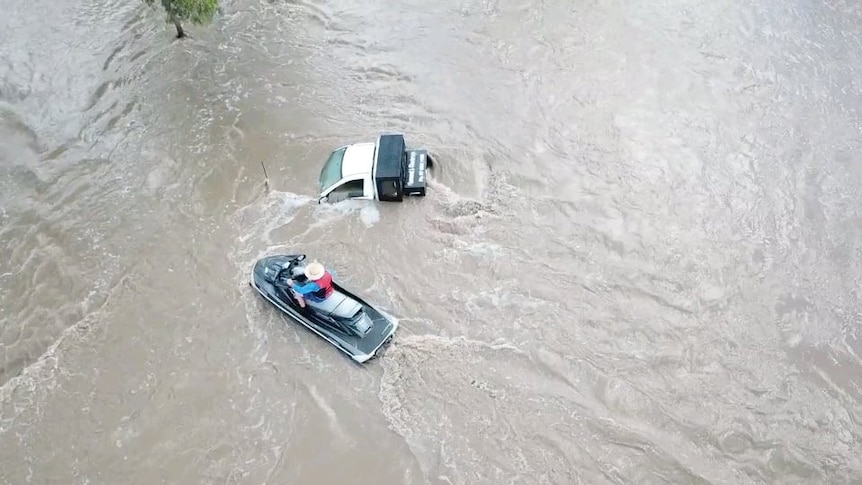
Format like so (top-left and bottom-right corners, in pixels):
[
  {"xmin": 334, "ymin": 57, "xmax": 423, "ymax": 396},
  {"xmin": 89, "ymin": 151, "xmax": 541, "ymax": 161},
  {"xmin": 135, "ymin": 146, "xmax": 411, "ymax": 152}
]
[{"xmin": 316, "ymin": 133, "xmax": 433, "ymax": 204}]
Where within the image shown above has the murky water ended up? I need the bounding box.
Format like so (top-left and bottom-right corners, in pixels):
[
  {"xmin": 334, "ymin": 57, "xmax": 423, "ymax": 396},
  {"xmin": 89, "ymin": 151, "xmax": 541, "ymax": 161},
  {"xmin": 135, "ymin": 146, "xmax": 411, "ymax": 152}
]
[{"xmin": 2, "ymin": 0, "xmax": 861, "ymax": 483}]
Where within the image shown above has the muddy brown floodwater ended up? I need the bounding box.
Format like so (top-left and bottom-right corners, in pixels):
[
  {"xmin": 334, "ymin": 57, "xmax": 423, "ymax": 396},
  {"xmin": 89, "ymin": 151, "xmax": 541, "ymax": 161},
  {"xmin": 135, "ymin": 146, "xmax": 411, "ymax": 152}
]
[{"xmin": 1, "ymin": 0, "xmax": 861, "ymax": 483}]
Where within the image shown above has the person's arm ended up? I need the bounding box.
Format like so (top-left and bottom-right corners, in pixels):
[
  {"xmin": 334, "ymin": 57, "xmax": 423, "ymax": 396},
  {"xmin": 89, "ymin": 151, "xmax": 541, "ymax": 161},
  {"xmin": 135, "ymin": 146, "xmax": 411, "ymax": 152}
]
[{"xmin": 291, "ymin": 280, "xmax": 321, "ymax": 296}]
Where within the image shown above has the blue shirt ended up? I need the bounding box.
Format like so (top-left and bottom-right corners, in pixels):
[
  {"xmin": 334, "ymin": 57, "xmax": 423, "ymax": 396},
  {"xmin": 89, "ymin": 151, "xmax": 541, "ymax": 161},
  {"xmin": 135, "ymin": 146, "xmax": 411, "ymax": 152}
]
[{"xmin": 291, "ymin": 280, "xmax": 321, "ymax": 296}]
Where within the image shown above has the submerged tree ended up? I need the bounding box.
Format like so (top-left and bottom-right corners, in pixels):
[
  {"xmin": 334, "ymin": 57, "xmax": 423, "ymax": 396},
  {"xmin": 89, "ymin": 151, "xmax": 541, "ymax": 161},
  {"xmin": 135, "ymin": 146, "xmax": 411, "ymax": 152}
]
[{"xmin": 144, "ymin": 0, "xmax": 219, "ymax": 38}]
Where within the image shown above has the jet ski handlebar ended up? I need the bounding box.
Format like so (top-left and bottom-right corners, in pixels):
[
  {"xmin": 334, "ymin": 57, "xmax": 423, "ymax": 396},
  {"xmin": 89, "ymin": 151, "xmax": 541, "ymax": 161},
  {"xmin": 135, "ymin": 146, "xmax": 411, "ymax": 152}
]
[{"xmin": 275, "ymin": 254, "xmax": 308, "ymax": 282}]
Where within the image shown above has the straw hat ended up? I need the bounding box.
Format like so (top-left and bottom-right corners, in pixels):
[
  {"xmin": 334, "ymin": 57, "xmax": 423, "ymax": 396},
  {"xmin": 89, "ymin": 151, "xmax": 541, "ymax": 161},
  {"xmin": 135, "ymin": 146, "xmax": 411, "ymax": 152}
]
[{"xmin": 304, "ymin": 261, "xmax": 325, "ymax": 280}]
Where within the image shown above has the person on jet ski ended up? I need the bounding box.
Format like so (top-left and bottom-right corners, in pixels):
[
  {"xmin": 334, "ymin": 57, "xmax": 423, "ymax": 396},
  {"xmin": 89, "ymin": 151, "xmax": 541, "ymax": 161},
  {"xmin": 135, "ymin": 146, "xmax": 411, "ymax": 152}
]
[{"xmin": 286, "ymin": 261, "xmax": 334, "ymax": 308}]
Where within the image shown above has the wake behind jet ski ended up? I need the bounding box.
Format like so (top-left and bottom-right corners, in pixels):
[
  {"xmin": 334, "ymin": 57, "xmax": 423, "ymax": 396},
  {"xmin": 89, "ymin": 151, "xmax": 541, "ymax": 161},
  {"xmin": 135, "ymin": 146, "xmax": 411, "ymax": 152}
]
[{"xmin": 249, "ymin": 253, "xmax": 398, "ymax": 363}]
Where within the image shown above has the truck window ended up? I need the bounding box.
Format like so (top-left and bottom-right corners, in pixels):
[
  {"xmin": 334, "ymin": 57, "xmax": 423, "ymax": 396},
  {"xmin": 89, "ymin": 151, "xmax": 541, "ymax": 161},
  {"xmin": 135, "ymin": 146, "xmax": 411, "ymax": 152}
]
[
  {"xmin": 319, "ymin": 148, "xmax": 346, "ymax": 192},
  {"xmin": 329, "ymin": 179, "xmax": 365, "ymax": 200}
]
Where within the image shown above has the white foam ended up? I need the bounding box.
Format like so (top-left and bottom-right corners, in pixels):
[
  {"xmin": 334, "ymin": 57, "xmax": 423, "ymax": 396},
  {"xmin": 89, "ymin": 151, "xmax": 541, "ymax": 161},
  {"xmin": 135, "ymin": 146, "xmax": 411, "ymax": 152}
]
[
  {"xmin": 463, "ymin": 242, "xmax": 504, "ymax": 260},
  {"xmin": 311, "ymin": 199, "xmax": 381, "ymax": 228},
  {"xmin": 230, "ymin": 189, "xmax": 313, "ymax": 366},
  {"xmin": 236, "ymin": 190, "xmax": 312, "ymax": 246},
  {"xmin": 359, "ymin": 204, "xmax": 380, "ymax": 226}
]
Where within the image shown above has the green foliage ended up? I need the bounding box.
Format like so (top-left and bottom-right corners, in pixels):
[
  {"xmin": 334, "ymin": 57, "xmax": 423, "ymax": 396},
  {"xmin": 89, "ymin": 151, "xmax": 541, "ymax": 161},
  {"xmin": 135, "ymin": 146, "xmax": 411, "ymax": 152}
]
[
  {"xmin": 170, "ymin": 0, "xmax": 217, "ymax": 25},
  {"xmin": 144, "ymin": 0, "xmax": 219, "ymax": 30}
]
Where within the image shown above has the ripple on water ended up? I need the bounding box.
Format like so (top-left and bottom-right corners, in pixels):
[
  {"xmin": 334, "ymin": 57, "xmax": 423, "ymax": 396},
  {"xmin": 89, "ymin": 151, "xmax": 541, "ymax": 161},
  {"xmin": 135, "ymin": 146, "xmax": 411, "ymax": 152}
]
[
  {"xmin": 1, "ymin": 0, "xmax": 861, "ymax": 482},
  {"xmin": 379, "ymin": 335, "xmax": 740, "ymax": 485}
]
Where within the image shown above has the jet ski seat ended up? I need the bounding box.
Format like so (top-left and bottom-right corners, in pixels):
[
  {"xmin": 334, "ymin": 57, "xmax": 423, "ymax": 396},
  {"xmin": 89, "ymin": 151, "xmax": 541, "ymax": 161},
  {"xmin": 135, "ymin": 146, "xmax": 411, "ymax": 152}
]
[{"xmin": 306, "ymin": 290, "xmax": 362, "ymax": 319}]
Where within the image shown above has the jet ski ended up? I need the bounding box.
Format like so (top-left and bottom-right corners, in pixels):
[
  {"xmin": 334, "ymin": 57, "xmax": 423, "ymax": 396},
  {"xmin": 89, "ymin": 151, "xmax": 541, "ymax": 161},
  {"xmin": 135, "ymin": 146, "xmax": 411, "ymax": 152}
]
[{"xmin": 249, "ymin": 253, "xmax": 398, "ymax": 363}]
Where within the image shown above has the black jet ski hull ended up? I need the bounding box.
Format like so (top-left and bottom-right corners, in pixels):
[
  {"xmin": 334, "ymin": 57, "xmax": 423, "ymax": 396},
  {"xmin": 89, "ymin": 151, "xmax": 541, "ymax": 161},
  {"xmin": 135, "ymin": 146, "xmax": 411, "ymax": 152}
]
[{"xmin": 249, "ymin": 254, "xmax": 398, "ymax": 363}]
